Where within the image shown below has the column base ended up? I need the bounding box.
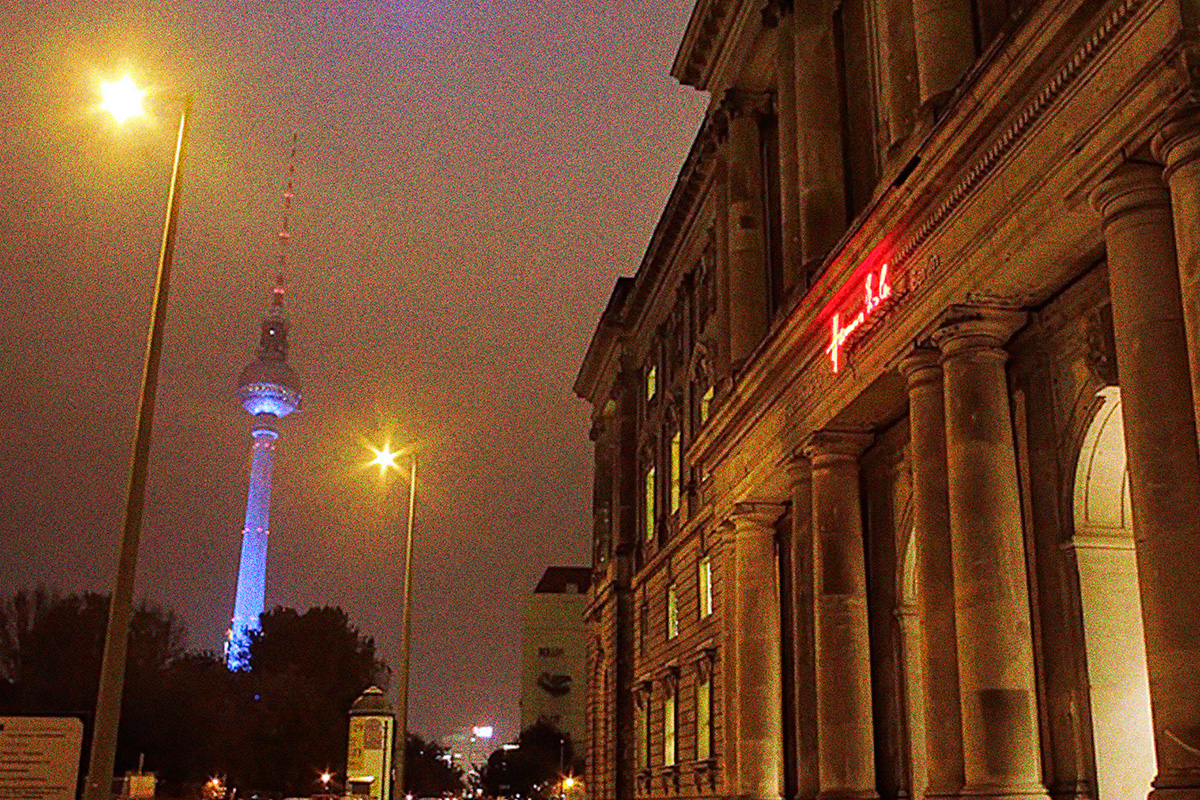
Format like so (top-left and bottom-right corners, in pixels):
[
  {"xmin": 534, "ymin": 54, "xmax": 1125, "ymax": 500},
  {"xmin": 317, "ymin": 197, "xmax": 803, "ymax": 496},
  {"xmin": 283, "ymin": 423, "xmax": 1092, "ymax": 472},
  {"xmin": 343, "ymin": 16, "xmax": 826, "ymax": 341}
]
[
  {"xmin": 959, "ymin": 783, "xmax": 1048, "ymax": 800},
  {"xmin": 924, "ymin": 786, "xmax": 965, "ymax": 800},
  {"xmin": 1150, "ymin": 771, "xmax": 1200, "ymax": 800},
  {"xmin": 817, "ymin": 790, "xmax": 878, "ymax": 800}
]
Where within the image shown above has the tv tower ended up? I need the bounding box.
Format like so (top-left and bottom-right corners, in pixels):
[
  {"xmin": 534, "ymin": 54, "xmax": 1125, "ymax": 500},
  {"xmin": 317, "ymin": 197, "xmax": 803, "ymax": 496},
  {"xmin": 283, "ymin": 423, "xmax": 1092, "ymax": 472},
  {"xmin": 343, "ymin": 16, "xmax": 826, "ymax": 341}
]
[{"xmin": 226, "ymin": 135, "xmax": 303, "ymax": 669}]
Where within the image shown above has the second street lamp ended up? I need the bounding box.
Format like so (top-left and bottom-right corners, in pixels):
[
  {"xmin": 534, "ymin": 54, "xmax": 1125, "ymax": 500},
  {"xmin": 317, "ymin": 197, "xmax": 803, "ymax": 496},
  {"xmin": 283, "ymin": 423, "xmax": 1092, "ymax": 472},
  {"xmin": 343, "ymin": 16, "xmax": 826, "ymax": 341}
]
[
  {"xmin": 368, "ymin": 443, "xmax": 419, "ymax": 799},
  {"xmin": 83, "ymin": 78, "xmax": 192, "ymax": 800}
]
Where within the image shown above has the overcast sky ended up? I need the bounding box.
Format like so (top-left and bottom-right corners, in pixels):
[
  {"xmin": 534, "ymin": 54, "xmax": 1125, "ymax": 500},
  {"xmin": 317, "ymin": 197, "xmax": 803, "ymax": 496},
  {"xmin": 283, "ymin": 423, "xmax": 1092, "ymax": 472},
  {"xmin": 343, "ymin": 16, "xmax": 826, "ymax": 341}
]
[{"xmin": 0, "ymin": 0, "xmax": 705, "ymax": 746}]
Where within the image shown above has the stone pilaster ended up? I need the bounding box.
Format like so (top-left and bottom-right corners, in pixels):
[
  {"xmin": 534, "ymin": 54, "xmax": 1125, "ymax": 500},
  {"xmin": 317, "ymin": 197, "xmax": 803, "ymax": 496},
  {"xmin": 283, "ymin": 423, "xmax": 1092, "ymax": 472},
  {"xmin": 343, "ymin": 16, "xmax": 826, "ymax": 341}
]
[
  {"xmin": 774, "ymin": 10, "xmax": 801, "ymax": 294},
  {"xmin": 802, "ymin": 430, "xmax": 877, "ymax": 800},
  {"xmin": 724, "ymin": 92, "xmax": 769, "ymax": 366},
  {"xmin": 728, "ymin": 502, "xmax": 786, "ymax": 800},
  {"xmin": 910, "ymin": 0, "xmax": 973, "ymax": 111},
  {"xmin": 787, "ymin": 459, "xmax": 818, "ymax": 800},
  {"xmin": 1154, "ymin": 110, "xmax": 1200, "ymax": 447},
  {"xmin": 1092, "ymin": 163, "xmax": 1200, "ymax": 800},
  {"xmin": 932, "ymin": 309, "xmax": 1047, "ymax": 799},
  {"xmin": 792, "ymin": 4, "xmax": 845, "ymax": 280},
  {"xmin": 897, "ymin": 348, "xmax": 964, "ymax": 800}
]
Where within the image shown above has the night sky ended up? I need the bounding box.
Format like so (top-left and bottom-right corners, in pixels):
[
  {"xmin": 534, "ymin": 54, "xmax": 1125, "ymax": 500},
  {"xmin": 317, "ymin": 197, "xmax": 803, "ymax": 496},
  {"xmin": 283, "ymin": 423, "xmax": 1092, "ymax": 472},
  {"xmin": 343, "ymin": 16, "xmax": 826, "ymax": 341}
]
[{"xmin": 0, "ymin": 0, "xmax": 704, "ymax": 745}]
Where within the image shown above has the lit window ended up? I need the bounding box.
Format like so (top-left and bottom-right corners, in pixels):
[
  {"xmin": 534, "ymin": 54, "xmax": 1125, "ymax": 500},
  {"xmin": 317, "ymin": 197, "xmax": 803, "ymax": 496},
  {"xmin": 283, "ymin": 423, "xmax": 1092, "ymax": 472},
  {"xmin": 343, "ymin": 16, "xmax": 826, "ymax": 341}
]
[
  {"xmin": 667, "ymin": 583, "xmax": 679, "ymax": 639},
  {"xmin": 670, "ymin": 431, "xmax": 682, "ymax": 513},
  {"xmin": 645, "ymin": 466, "xmax": 656, "ymax": 542},
  {"xmin": 696, "ymin": 672, "xmax": 712, "ymax": 760},
  {"xmin": 636, "ymin": 695, "xmax": 650, "ymax": 770},
  {"xmin": 700, "ymin": 385, "xmax": 714, "ymax": 423},
  {"xmin": 647, "ymin": 365, "xmax": 657, "ymax": 401},
  {"xmin": 699, "ymin": 555, "xmax": 713, "ymax": 618},
  {"xmin": 664, "ymin": 687, "xmax": 677, "ymax": 765}
]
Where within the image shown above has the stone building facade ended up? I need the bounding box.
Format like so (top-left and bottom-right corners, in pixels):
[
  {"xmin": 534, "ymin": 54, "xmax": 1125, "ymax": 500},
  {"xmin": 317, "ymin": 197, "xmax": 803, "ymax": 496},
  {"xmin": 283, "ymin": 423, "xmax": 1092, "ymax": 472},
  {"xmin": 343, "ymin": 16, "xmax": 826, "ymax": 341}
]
[{"xmin": 574, "ymin": 0, "xmax": 1200, "ymax": 799}]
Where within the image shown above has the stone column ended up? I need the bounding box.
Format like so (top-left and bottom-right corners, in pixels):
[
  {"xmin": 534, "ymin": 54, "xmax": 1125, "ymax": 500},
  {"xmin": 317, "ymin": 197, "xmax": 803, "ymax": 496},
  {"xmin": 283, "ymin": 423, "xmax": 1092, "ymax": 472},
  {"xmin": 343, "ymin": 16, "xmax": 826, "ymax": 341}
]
[
  {"xmin": 803, "ymin": 430, "xmax": 877, "ymax": 800},
  {"xmin": 729, "ymin": 502, "xmax": 785, "ymax": 800},
  {"xmin": 1154, "ymin": 111, "xmax": 1200, "ymax": 445},
  {"xmin": 910, "ymin": 0, "xmax": 973, "ymax": 111},
  {"xmin": 1091, "ymin": 163, "xmax": 1200, "ymax": 800},
  {"xmin": 766, "ymin": 4, "xmax": 801, "ymax": 298},
  {"xmin": 793, "ymin": 3, "xmax": 846, "ymax": 281},
  {"xmin": 932, "ymin": 310, "xmax": 1047, "ymax": 799},
  {"xmin": 788, "ymin": 460, "xmax": 819, "ymax": 800},
  {"xmin": 897, "ymin": 349, "xmax": 964, "ymax": 800},
  {"xmin": 725, "ymin": 92, "xmax": 768, "ymax": 367},
  {"xmin": 874, "ymin": 0, "xmax": 918, "ymax": 150}
]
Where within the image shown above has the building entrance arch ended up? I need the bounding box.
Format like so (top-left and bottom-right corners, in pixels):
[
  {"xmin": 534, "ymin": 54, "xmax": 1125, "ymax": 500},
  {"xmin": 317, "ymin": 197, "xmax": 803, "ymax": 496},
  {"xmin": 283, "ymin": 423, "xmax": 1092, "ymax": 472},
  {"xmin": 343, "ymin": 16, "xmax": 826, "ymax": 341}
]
[{"xmin": 1070, "ymin": 386, "xmax": 1155, "ymax": 799}]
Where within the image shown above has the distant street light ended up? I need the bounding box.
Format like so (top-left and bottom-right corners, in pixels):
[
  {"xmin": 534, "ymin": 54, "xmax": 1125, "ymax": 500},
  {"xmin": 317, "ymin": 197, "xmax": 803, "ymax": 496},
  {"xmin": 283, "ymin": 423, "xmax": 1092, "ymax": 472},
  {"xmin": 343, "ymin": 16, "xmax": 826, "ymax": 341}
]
[
  {"xmin": 82, "ymin": 76, "xmax": 192, "ymax": 800},
  {"xmin": 367, "ymin": 442, "xmax": 419, "ymax": 798}
]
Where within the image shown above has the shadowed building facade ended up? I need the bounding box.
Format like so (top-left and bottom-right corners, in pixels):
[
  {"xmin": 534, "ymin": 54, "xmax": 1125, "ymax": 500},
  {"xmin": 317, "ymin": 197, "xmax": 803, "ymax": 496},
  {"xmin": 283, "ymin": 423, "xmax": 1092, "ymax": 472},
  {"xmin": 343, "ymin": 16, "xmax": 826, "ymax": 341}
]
[{"xmin": 576, "ymin": 1, "xmax": 1200, "ymax": 800}]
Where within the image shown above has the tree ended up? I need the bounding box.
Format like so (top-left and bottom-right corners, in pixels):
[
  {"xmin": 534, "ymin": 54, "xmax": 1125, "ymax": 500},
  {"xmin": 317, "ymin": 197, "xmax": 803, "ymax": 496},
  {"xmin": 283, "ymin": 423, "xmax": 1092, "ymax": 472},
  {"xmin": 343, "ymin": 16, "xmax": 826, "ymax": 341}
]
[
  {"xmin": 249, "ymin": 605, "xmax": 390, "ymax": 708},
  {"xmin": 404, "ymin": 733, "xmax": 464, "ymax": 797},
  {"xmin": 0, "ymin": 588, "xmax": 182, "ymax": 719},
  {"xmin": 223, "ymin": 606, "xmax": 391, "ymax": 796},
  {"xmin": 479, "ymin": 722, "xmax": 580, "ymax": 800},
  {"xmin": 0, "ymin": 592, "xmax": 392, "ymax": 797}
]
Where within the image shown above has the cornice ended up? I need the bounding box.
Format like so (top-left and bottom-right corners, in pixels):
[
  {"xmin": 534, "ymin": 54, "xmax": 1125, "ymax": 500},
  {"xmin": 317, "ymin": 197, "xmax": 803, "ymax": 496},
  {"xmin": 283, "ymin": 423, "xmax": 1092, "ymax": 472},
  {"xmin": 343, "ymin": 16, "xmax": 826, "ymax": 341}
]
[
  {"xmin": 673, "ymin": 0, "xmax": 735, "ymax": 89},
  {"xmin": 574, "ymin": 277, "xmax": 634, "ymax": 403}
]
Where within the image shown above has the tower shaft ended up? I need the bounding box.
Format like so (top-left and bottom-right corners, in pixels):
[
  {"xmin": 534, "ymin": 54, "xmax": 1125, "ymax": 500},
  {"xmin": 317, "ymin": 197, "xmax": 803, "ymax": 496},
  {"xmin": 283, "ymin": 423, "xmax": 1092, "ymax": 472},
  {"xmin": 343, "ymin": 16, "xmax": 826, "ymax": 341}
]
[{"xmin": 228, "ymin": 423, "xmax": 279, "ymax": 668}]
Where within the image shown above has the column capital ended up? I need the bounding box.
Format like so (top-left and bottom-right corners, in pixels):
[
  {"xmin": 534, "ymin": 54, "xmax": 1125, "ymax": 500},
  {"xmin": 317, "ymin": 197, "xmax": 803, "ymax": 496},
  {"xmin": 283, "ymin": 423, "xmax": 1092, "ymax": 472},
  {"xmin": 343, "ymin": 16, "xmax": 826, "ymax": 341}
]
[
  {"xmin": 785, "ymin": 452, "xmax": 812, "ymax": 484},
  {"xmin": 1152, "ymin": 105, "xmax": 1200, "ymax": 181},
  {"xmin": 727, "ymin": 501, "xmax": 786, "ymax": 531},
  {"xmin": 802, "ymin": 428, "xmax": 873, "ymax": 464},
  {"xmin": 897, "ymin": 346, "xmax": 942, "ymax": 389},
  {"xmin": 718, "ymin": 88, "xmax": 774, "ymax": 123},
  {"xmin": 931, "ymin": 307, "xmax": 1026, "ymax": 360},
  {"xmin": 1090, "ymin": 161, "xmax": 1171, "ymax": 228}
]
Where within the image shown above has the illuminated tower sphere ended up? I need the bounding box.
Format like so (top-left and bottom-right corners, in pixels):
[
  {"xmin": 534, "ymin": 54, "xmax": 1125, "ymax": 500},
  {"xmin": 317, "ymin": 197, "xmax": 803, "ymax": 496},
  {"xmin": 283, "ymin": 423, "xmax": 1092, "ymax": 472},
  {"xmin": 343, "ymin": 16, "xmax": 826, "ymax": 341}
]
[{"xmin": 226, "ymin": 286, "xmax": 302, "ymax": 669}]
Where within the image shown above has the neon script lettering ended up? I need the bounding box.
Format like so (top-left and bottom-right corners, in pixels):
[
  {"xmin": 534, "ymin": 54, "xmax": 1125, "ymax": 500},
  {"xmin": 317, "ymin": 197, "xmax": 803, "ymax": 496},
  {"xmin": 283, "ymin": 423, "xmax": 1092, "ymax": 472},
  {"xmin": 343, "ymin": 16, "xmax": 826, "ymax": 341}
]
[{"xmin": 825, "ymin": 264, "xmax": 892, "ymax": 373}]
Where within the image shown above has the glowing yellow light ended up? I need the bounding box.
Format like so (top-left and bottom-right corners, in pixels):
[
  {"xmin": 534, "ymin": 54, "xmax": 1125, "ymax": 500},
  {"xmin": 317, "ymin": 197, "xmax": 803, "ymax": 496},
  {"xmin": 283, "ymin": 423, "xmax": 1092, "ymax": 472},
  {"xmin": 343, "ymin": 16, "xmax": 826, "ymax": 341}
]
[
  {"xmin": 563, "ymin": 777, "xmax": 575, "ymax": 789},
  {"xmin": 369, "ymin": 444, "xmax": 400, "ymax": 471},
  {"xmin": 100, "ymin": 76, "xmax": 146, "ymax": 122}
]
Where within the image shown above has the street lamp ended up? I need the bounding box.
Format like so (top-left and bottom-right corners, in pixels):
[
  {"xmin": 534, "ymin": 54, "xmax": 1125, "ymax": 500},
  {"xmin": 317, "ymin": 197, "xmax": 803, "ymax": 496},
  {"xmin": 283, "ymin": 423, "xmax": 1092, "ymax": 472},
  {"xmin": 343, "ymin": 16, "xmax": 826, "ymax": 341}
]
[
  {"xmin": 367, "ymin": 442, "xmax": 419, "ymax": 799},
  {"xmin": 83, "ymin": 77, "xmax": 193, "ymax": 800}
]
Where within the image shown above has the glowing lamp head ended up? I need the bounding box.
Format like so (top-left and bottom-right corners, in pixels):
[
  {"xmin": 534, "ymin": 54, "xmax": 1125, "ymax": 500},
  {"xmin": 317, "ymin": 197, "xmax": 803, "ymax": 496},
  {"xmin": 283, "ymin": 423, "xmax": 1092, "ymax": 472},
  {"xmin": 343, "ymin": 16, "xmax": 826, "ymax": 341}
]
[
  {"xmin": 563, "ymin": 778, "xmax": 575, "ymax": 790},
  {"xmin": 100, "ymin": 76, "xmax": 146, "ymax": 123},
  {"xmin": 369, "ymin": 445, "xmax": 401, "ymax": 471}
]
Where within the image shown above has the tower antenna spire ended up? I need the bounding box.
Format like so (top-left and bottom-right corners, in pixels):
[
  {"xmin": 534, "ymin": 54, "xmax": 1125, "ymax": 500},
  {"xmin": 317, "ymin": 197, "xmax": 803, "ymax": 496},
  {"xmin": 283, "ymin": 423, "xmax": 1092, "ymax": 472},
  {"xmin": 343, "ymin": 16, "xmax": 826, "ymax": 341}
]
[{"xmin": 272, "ymin": 131, "xmax": 298, "ymax": 312}]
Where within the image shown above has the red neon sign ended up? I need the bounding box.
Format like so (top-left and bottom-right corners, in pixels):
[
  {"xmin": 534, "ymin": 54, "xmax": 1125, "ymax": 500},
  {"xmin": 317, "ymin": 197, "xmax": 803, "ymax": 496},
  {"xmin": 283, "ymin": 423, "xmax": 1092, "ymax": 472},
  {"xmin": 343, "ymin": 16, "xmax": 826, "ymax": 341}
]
[{"xmin": 825, "ymin": 264, "xmax": 892, "ymax": 373}]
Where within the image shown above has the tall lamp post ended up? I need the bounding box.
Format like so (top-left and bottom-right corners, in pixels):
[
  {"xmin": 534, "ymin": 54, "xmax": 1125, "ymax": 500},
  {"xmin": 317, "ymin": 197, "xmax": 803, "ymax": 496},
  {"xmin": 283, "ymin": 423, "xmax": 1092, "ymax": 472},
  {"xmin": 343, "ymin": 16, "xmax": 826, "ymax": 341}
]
[
  {"xmin": 83, "ymin": 77, "xmax": 193, "ymax": 800},
  {"xmin": 367, "ymin": 443, "xmax": 419, "ymax": 799}
]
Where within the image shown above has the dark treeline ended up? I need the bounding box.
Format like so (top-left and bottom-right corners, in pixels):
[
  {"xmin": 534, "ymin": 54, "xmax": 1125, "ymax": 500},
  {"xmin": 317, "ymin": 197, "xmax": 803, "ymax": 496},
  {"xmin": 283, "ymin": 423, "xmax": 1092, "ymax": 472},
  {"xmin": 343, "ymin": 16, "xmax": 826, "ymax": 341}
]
[{"xmin": 0, "ymin": 587, "xmax": 458, "ymax": 798}]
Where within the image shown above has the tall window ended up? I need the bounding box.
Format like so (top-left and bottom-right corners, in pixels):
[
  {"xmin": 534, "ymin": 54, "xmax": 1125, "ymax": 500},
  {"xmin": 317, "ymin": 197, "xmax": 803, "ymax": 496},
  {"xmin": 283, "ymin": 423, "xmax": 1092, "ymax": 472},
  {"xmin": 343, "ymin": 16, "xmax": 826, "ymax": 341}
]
[
  {"xmin": 664, "ymin": 685, "xmax": 678, "ymax": 766},
  {"xmin": 667, "ymin": 582, "xmax": 679, "ymax": 639},
  {"xmin": 670, "ymin": 430, "xmax": 682, "ymax": 513},
  {"xmin": 759, "ymin": 111, "xmax": 785, "ymax": 315},
  {"xmin": 636, "ymin": 692, "xmax": 651, "ymax": 770},
  {"xmin": 696, "ymin": 671, "xmax": 713, "ymax": 759},
  {"xmin": 699, "ymin": 554, "xmax": 713, "ymax": 618},
  {"xmin": 700, "ymin": 384, "xmax": 714, "ymax": 424},
  {"xmin": 645, "ymin": 466, "xmax": 657, "ymax": 542},
  {"xmin": 646, "ymin": 364, "xmax": 657, "ymax": 402}
]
